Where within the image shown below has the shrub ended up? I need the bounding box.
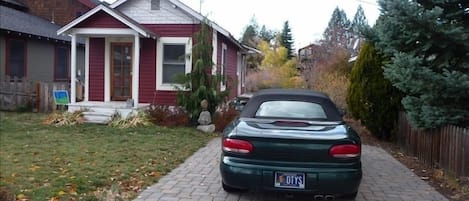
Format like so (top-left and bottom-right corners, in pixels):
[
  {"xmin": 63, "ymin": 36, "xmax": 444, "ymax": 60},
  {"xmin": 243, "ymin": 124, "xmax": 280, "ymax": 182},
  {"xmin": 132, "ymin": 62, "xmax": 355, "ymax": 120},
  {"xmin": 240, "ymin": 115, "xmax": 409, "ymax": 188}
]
[
  {"xmin": 346, "ymin": 42, "xmax": 402, "ymax": 140},
  {"xmin": 148, "ymin": 105, "xmax": 190, "ymax": 127},
  {"xmin": 42, "ymin": 111, "xmax": 84, "ymax": 126},
  {"xmin": 213, "ymin": 104, "xmax": 239, "ymax": 132},
  {"xmin": 308, "ymin": 69, "xmax": 350, "ymax": 110},
  {"xmin": 108, "ymin": 111, "xmax": 152, "ymax": 129}
]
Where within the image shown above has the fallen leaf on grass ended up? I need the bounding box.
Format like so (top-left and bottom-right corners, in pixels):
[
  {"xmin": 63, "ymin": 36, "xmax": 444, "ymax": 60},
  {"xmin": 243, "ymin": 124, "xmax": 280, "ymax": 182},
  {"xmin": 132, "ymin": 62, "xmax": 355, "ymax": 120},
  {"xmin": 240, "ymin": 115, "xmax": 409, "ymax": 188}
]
[
  {"xmin": 29, "ymin": 165, "xmax": 40, "ymax": 171},
  {"xmin": 49, "ymin": 197, "xmax": 59, "ymax": 201},
  {"xmin": 17, "ymin": 193, "xmax": 28, "ymax": 201}
]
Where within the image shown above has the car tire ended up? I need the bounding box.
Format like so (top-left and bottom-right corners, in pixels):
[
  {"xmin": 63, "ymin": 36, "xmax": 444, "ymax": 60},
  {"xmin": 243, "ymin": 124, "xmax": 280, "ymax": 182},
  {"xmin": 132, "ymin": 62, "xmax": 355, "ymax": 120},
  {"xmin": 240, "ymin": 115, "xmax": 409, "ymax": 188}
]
[
  {"xmin": 222, "ymin": 181, "xmax": 242, "ymax": 192},
  {"xmin": 341, "ymin": 191, "xmax": 358, "ymax": 200}
]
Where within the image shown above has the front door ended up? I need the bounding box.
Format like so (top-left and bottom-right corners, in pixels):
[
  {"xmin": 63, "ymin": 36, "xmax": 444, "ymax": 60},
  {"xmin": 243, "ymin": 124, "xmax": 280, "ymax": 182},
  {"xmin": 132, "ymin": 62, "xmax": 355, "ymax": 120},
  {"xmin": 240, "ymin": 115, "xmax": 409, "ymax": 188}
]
[{"xmin": 111, "ymin": 43, "xmax": 132, "ymax": 101}]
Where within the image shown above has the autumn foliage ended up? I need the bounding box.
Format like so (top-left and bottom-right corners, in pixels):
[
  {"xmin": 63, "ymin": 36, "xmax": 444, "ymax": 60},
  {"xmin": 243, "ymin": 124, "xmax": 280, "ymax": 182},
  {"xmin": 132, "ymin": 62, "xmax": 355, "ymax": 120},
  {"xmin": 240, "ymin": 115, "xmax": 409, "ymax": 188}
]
[
  {"xmin": 246, "ymin": 40, "xmax": 305, "ymax": 91},
  {"xmin": 148, "ymin": 105, "xmax": 190, "ymax": 127}
]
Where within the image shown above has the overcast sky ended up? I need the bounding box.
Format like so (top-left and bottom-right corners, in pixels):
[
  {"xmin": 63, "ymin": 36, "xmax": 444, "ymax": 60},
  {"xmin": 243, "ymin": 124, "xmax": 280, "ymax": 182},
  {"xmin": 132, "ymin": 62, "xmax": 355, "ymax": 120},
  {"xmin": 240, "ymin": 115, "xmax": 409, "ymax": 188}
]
[{"xmin": 104, "ymin": 0, "xmax": 381, "ymax": 49}]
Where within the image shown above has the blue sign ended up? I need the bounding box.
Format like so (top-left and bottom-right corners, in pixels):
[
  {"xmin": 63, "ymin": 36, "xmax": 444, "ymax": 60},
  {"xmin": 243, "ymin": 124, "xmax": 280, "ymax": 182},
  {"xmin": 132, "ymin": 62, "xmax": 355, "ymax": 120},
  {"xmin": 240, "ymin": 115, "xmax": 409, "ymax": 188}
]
[{"xmin": 53, "ymin": 90, "xmax": 70, "ymax": 105}]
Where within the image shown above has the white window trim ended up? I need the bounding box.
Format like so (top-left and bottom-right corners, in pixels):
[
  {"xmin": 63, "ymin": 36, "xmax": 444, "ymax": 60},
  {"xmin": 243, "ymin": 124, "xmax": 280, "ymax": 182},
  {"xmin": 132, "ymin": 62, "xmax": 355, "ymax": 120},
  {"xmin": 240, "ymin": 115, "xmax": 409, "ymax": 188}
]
[
  {"xmin": 156, "ymin": 37, "xmax": 192, "ymax": 91},
  {"xmin": 220, "ymin": 43, "xmax": 227, "ymax": 91}
]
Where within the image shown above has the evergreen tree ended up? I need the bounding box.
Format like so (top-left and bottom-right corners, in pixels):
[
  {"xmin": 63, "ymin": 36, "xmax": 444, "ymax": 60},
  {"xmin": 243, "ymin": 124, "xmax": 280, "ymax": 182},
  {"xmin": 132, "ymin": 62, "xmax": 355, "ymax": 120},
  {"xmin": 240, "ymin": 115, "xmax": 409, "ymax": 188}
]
[
  {"xmin": 322, "ymin": 7, "xmax": 351, "ymax": 50},
  {"xmin": 374, "ymin": 0, "xmax": 469, "ymax": 128},
  {"xmin": 177, "ymin": 20, "xmax": 229, "ymax": 122},
  {"xmin": 350, "ymin": 5, "xmax": 368, "ymax": 56},
  {"xmin": 347, "ymin": 42, "xmax": 402, "ymax": 140},
  {"xmin": 259, "ymin": 25, "xmax": 276, "ymax": 44},
  {"xmin": 241, "ymin": 16, "xmax": 259, "ymax": 47},
  {"xmin": 280, "ymin": 21, "xmax": 295, "ymax": 59}
]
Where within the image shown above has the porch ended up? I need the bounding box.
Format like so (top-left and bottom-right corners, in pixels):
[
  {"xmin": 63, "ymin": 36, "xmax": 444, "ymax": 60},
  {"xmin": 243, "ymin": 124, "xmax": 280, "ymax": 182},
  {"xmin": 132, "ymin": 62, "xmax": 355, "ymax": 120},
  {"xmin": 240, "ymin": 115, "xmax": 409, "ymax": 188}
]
[{"xmin": 68, "ymin": 101, "xmax": 150, "ymax": 124}]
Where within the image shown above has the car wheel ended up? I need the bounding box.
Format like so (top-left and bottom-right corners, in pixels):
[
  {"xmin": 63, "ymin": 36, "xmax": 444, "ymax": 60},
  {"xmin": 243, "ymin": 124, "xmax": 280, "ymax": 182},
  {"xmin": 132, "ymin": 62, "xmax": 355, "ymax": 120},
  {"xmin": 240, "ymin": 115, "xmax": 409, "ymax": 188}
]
[
  {"xmin": 222, "ymin": 181, "xmax": 242, "ymax": 192},
  {"xmin": 341, "ymin": 191, "xmax": 358, "ymax": 200}
]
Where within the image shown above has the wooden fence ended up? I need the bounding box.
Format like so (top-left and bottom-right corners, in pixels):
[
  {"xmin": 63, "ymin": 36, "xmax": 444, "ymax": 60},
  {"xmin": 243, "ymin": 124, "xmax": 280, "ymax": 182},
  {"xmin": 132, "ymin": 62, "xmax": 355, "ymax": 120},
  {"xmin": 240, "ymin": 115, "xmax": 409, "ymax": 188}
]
[
  {"xmin": 0, "ymin": 76, "xmax": 70, "ymax": 113},
  {"xmin": 397, "ymin": 112, "xmax": 469, "ymax": 177}
]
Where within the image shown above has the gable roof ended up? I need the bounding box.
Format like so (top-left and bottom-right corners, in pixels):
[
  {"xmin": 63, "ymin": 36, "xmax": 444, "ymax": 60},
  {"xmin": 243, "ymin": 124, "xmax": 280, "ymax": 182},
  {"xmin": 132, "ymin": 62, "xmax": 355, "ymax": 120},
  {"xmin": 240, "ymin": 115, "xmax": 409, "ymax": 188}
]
[
  {"xmin": 110, "ymin": 0, "xmax": 243, "ymax": 49},
  {"xmin": 57, "ymin": 3, "xmax": 157, "ymax": 38},
  {"xmin": 0, "ymin": 5, "xmax": 72, "ymax": 42}
]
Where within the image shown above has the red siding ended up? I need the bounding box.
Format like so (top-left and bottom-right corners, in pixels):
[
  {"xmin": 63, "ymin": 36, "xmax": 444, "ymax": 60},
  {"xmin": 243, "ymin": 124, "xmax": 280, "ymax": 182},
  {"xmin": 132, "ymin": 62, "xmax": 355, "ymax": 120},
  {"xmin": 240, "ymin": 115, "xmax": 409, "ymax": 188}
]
[
  {"xmin": 141, "ymin": 24, "xmax": 200, "ymax": 105},
  {"xmin": 138, "ymin": 38, "xmax": 157, "ymax": 103},
  {"xmin": 76, "ymin": 11, "xmax": 128, "ymax": 28},
  {"xmin": 89, "ymin": 38, "xmax": 105, "ymax": 101},
  {"xmin": 153, "ymin": 91, "xmax": 177, "ymax": 105},
  {"xmin": 217, "ymin": 33, "xmax": 239, "ymax": 98}
]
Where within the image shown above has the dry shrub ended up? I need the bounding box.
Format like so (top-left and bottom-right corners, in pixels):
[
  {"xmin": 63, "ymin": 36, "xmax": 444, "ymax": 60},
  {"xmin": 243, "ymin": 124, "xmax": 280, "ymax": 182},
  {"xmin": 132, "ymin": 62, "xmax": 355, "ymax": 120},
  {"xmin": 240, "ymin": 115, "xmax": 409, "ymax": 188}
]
[
  {"xmin": 148, "ymin": 105, "xmax": 190, "ymax": 127},
  {"xmin": 309, "ymin": 69, "xmax": 350, "ymax": 110},
  {"xmin": 42, "ymin": 111, "xmax": 85, "ymax": 126},
  {"xmin": 213, "ymin": 105, "xmax": 240, "ymax": 132},
  {"xmin": 246, "ymin": 69, "xmax": 282, "ymax": 92},
  {"xmin": 108, "ymin": 111, "xmax": 152, "ymax": 128}
]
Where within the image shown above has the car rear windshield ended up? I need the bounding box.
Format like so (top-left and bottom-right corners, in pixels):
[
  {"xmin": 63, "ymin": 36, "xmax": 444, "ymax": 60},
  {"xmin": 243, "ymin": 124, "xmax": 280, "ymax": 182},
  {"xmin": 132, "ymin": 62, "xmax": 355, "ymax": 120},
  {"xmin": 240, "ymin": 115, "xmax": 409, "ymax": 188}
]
[{"xmin": 254, "ymin": 101, "xmax": 327, "ymax": 119}]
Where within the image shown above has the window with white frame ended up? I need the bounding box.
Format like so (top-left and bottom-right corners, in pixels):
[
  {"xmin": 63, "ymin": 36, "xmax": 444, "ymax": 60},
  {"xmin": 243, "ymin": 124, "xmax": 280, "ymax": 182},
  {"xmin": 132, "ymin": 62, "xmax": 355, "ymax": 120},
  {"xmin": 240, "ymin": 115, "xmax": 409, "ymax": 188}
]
[
  {"xmin": 157, "ymin": 37, "xmax": 192, "ymax": 90},
  {"xmin": 221, "ymin": 43, "xmax": 227, "ymax": 91}
]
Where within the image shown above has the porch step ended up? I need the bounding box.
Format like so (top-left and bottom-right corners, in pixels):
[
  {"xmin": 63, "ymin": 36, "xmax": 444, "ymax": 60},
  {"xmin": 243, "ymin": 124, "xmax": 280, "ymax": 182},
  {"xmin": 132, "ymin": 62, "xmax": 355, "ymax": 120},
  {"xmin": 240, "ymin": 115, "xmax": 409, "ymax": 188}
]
[{"xmin": 82, "ymin": 111, "xmax": 115, "ymax": 124}]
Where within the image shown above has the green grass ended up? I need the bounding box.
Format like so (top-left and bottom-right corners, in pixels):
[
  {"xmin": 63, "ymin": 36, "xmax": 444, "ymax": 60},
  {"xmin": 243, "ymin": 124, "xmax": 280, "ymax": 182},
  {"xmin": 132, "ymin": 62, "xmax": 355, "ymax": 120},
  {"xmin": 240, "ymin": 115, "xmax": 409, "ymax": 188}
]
[{"xmin": 0, "ymin": 112, "xmax": 216, "ymax": 201}]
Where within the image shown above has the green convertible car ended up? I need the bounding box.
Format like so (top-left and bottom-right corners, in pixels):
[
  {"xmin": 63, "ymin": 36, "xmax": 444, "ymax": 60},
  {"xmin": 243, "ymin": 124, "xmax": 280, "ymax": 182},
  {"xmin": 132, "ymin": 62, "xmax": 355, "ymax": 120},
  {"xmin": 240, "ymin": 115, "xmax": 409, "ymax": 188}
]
[{"xmin": 220, "ymin": 89, "xmax": 362, "ymax": 200}]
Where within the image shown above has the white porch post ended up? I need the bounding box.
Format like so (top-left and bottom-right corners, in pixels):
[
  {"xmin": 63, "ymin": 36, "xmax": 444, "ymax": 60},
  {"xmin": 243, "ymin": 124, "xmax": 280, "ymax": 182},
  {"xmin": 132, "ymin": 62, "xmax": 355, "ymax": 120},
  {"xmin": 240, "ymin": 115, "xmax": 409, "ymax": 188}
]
[
  {"xmin": 84, "ymin": 38, "xmax": 89, "ymax": 101},
  {"xmin": 70, "ymin": 34, "xmax": 77, "ymax": 104},
  {"xmin": 132, "ymin": 34, "xmax": 140, "ymax": 108}
]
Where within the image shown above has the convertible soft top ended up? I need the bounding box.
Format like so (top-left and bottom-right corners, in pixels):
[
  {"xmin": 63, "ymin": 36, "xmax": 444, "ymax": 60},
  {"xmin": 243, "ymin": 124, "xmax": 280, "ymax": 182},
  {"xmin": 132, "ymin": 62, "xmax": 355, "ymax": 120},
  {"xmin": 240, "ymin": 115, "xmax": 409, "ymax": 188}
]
[{"xmin": 239, "ymin": 89, "xmax": 343, "ymax": 121}]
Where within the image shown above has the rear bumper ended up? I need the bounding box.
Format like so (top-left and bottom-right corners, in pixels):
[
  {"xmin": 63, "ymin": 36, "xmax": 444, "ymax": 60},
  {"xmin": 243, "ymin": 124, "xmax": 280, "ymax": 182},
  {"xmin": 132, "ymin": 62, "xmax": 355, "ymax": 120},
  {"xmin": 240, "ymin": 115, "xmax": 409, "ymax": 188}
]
[{"xmin": 220, "ymin": 156, "xmax": 362, "ymax": 194}]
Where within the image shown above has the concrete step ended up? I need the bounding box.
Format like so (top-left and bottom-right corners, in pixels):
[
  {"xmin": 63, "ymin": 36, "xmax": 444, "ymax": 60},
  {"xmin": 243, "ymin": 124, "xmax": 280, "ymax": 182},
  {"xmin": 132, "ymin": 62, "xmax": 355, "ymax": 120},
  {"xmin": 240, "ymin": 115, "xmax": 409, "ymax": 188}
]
[{"xmin": 82, "ymin": 111, "xmax": 114, "ymax": 124}]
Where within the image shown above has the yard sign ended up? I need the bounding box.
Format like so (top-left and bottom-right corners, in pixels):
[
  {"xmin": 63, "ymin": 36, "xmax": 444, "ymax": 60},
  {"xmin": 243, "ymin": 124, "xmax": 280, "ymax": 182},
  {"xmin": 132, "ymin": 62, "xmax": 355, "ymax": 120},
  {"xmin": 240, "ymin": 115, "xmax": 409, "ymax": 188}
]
[{"xmin": 53, "ymin": 90, "xmax": 69, "ymax": 105}]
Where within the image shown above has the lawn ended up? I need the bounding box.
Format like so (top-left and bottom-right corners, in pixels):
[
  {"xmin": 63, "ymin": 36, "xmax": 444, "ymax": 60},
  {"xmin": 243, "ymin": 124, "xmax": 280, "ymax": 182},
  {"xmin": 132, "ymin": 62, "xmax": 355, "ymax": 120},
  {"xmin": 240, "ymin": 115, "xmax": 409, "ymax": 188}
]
[{"xmin": 0, "ymin": 112, "xmax": 216, "ymax": 201}]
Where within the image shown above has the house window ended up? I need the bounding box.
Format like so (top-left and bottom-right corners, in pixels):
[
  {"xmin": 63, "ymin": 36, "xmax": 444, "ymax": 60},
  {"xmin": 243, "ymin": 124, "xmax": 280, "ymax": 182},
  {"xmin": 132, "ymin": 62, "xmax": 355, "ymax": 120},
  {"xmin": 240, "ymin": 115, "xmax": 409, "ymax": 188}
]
[
  {"xmin": 163, "ymin": 44, "xmax": 185, "ymax": 83},
  {"xmin": 6, "ymin": 38, "xmax": 26, "ymax": 79},
  {"xmin": 157, "ymin": 37, "xmax": 192, "ymax": 91},
  {"xmin": 55, "ymin": 46, "xmax": 70, "ymax": 81},
  {"xmin": 221, "ymin": 43, "xmax": 227, "ymax": 91}
]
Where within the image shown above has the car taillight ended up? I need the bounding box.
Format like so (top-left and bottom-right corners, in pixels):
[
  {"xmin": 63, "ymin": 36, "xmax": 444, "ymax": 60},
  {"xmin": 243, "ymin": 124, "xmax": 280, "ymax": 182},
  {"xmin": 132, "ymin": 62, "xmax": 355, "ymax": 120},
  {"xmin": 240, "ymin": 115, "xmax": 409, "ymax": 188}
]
[
  {"xmin": 222, "ymin": 139, "xmax": 253, "ymax": 154},
  {"xmin": 329, "ymin": 144, "xmax": 361, "ymax": 158}
]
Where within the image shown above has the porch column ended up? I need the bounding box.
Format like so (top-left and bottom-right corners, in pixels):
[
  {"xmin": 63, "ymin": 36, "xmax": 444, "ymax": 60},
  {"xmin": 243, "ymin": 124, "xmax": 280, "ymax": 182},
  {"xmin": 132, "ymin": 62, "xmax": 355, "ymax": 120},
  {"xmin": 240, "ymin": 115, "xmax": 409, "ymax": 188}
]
[
  {"xmin": 132, "ymin": 34, "xmax": 140, "ymax": 108},
  {"xmin": 70, "ymin": 34, "xmax": 77, "ymax": 104},
  {"xmin": 84, "ymin": 38, "xmax": 89, "ymax": 101}
]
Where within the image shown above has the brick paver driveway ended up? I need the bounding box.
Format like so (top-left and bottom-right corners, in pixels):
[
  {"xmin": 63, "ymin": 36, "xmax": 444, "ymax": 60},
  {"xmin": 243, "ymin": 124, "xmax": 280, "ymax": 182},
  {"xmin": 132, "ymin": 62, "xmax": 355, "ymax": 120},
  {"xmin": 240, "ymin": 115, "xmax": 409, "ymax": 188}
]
[{"xmin": 134, "ymin": 138, "xmax": 448, "ymax": 201}]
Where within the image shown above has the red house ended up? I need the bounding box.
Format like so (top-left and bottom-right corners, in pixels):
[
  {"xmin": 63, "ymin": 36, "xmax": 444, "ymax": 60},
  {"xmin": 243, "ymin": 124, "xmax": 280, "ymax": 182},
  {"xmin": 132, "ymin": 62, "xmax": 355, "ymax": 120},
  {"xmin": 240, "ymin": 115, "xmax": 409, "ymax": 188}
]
[{"xmin": 57, "ymin": 0, "xmax": 248, "ymax": 121}]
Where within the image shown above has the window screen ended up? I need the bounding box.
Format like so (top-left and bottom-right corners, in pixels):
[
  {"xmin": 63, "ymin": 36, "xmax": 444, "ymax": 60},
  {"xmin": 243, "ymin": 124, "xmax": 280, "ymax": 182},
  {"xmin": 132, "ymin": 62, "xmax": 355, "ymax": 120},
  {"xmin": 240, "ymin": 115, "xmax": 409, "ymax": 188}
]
[
  {"xmin": 8, "ymin": 39, "xmax": 26, "ymax": 78},
  {"xmin": 255, "ymin": 101, "xmax": 327, "ymax": 119},
  {"xmin": 162, "ymin": 44, "xmax": 185, "ymax": 84},
  {"xmin": 55, "ymin": 46, "xmax": 69, "ymax": 81}
]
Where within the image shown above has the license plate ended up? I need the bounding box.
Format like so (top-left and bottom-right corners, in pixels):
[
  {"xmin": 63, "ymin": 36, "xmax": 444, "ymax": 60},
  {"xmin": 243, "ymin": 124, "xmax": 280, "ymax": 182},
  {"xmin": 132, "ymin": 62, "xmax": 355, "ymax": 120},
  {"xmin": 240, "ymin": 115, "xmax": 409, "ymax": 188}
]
[{"xmin": 274, "ymin": 172, "xmax": 305, "ymax": 189}]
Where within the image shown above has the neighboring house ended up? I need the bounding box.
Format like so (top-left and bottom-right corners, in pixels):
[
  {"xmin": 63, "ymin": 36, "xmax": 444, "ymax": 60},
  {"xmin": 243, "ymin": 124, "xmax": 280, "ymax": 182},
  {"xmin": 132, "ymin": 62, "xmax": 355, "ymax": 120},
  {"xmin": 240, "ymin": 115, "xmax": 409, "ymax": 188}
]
[
  {"xmin": 16, "ymin": 0, "xmax": 100, "ymax": 26},
  {"xmin": 298, "ymin": 43, "xmax": 322, "ymax": 71},
  {"xmin": 0, "ymin": 0, "xmax": 85, "ymax": 83},
  {"xmin": 57, "ymin": 0, "xmax": 248, "ymax": 116}
]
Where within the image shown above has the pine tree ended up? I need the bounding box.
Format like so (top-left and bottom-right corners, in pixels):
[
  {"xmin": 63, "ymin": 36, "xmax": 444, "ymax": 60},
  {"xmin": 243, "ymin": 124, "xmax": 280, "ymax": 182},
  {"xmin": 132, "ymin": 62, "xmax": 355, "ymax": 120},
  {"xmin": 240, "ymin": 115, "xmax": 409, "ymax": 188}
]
[
  {"xmin": 259, "ymin": 25, "xmax": 276, "ymax": 44},
  {"xmin": 322, "ymin": 7, "xmax": 351, "ymax": 50},
  {"xmin": 374, "ymin": 0, "xmax": 469, "ymax": 128},
  {"xmin": 280, "ymin": 21, "xmax": 295, "ymax": 59},
  {"xmin": 350, "ymin": 5, "xmax": 368, "ymax": 56},
  {"xmin": 177, "ymin": 20, "xmax": 229, "ymax": 122},
  {"xmin": 241, "ymin": 16, "xmax": 259, "ymax": 47},
  {"xmin": 347, "ymin": 42, "xmax": 402, "ymax": 140}
]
